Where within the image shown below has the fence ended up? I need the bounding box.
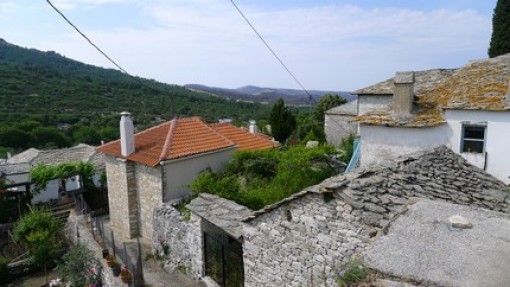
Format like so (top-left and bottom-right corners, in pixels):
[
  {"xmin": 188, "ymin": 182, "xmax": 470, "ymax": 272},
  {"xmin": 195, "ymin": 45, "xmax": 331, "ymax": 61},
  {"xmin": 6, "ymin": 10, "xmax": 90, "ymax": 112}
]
[{"xmin": 76, "ymin": 198, "xmax": 145, "ymax": 287}]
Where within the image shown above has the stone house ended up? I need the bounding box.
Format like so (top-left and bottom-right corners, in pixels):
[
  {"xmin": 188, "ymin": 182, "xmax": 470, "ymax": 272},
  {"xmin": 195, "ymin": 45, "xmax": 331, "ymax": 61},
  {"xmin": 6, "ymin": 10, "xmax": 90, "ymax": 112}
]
[
  {"xmin": 0, "ymin": 144, "xmax": 104, "ymax": 204},
  {"xmin": 152, "ymin": 146, "xmax": 510, "ymax": 286},
  {"xmin": 324, "ymin": 99, "xmax": 358, "ymax": 146},
  {"xmin": 355, "ymin": 53, "xmax": 510, "ymax": 184},
  {"xmin": 96, "ymin": 114, "xmax": 276, "ymax": 240}
]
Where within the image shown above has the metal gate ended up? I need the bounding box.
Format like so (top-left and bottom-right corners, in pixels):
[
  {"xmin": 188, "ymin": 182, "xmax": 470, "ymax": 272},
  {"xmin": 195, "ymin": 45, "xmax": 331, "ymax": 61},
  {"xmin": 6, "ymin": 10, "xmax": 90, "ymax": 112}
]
[{"xmin": 203, "ymin": 223, "xmax": 244, "ymax": 287}]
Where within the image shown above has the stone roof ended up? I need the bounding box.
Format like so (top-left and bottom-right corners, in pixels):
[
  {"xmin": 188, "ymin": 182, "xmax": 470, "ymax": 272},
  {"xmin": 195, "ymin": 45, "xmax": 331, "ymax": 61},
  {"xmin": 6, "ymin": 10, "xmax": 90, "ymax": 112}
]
[
  {"xmin": 3, "ymin": 144, "xmax": 104, "ymax": 173},
  {"xmin": 364, "ymin": 200, "xmax": 510, "ymax": 287},
  {"xmin": 325, "ymin": 100, "xmax": 358, "ymax": 116},
  {"xmin": 7, "ymin": 148, "xmax": 40, "ymax": 164},
  {"xmin": 244, "ymin": 146, "xmax": 510, "ymax": 224},
  {"xmin": 356, "ymin": 54, "xmax": 510, "ymax": 127},
  {"xmin": 209, "ymin": 123, "xmax": 278, "ymax": 151},
  {"xmin": 354, "ymin": 69, "xmax": 457, "ymax": 96},
  {"xmin": 97, "ymin": 117, "xmax": 236, "ymax": 167},
  {"xmin": 0, "ymin": 163, "xmax": 31, "ymax": 175},
  {"xmin": 188, "ymin": 193, "xmax": 253, "ymax": 239}
]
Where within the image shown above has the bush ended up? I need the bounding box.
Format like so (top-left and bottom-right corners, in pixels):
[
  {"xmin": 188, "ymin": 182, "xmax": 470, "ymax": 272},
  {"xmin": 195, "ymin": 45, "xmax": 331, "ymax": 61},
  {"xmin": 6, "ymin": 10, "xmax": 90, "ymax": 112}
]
[
  {"xmin": 191, "ymin": 145, "xmax": 338, "ymax": 210},
  {"xmin": 336, "ymin": 258, "xmax": 370, "ymax": 287},
  {"xmin": 339, "ymin": 133, "xmax": 355, "ymax": 163},
  {"xmin": 0, "ymin": 256, "xmax": 10, "ymax": 281}
]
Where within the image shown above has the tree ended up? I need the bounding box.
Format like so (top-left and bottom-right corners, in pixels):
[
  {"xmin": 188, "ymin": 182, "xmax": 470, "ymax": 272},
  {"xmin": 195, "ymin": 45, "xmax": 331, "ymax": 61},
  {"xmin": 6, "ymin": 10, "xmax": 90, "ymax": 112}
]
[
  {"xmin": 269, "ymin": 99, "xmax": 296, "ymax": 144},
  {"xmin": 14, "ymin": 209, "xmax": 62, "ymax": 284},
  {"xmin": 489, "ymin": 0, "xmax": 510, "ymax": 58},
  {"xmin": 313, "ymin": 94, "xmax": 347, "ymax": 124}
]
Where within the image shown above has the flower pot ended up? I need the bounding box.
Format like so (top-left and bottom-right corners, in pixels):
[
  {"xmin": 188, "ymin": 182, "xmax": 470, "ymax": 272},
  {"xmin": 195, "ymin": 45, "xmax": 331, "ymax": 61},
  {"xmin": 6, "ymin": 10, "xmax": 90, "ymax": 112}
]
[
  {"xmin": 105, "ymin": 255, "xmax": 115, "ymax": 268},
  {"xmin": 112, "ymin": 264, "xmax": 121, "ymax": 277},
  {"xmin": 102, "ymin": 249, "xmax": 109, "ymax": 259},
  {"xmin": 120, "ymin": 267, "xmax": 131, "ymax": 284}
]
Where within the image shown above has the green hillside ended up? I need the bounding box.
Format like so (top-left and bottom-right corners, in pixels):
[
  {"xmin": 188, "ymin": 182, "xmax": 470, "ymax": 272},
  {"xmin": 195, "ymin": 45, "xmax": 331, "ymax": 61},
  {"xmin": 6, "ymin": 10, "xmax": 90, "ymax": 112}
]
[{"xmin": 0, "ymin": 39, "xmax": 270, "ymax": 152}]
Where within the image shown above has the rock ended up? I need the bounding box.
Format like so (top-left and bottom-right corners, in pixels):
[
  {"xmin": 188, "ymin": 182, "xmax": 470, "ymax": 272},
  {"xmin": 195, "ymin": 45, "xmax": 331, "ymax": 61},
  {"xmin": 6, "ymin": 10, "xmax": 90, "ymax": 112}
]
[
  {"xmin": 305, "ymin": 141, "xmax": 319, "ymax": 148},
  {"xmin": 448, "ymin": 215, "xmax": 473, "ymax": 229}
]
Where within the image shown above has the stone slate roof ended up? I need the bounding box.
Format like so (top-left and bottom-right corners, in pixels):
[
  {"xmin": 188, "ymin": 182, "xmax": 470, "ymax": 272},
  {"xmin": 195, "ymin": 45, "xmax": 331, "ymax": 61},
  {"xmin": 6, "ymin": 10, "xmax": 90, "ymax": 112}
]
[
  {"xmin": 0, "ymin": 163, "xmax": 31, "ymax": 175},
  {"xmin": 364, "ymin": 200, "xmax": 510, "ymax": 287},
  {"xmin": 4, "ymin": 144, "xmax": 104, "ymax": 173},
  {"xmin": 209, "ymin": 123, "xmax": 277, "ymax": 151},
  {"xmin": 96, "ymin": 117, "xmax": 236, "ymax": 167},
  {"xmin": 244, "ymin": 146, "xmax": 510, "ymax": 226},
  {"xmin": 325, "ymin": 100, "xmax": 358, "ymax": 116},
  {"xmin": 354, "ymin": 69, "xmax": 457, "ymax": 96},
  {"xmin": 188, "ymin": 193, "xmax": 253, "ymax": 239},
  {"xmin": 356, "ymin": 54, "xmax": 510, "ymax": 127}
]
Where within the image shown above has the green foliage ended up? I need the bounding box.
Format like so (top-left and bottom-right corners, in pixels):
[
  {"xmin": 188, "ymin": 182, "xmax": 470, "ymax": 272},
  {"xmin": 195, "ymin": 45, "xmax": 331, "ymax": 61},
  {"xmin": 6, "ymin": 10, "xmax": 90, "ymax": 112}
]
[
  {"xmin": 30, "ymin": 162, "xmax": 95, "ymax": 194},
  {"xmin": 0, "ymin": 146, "xmax": 13, "ymax": 158},
  {"xmin": 489, "ymin": 0, "xmax": 510, "ymax": 58},
  {"xmin": 13, "ymin": 209, "xmax": 62, "ymax": 271},
  {"xmin": 335, "ymin": 258, "xmax": 370, "ymax": 287},
  {"xmin": 57, "ymin": 243, "xmax": 100, "ymax": 287},
  {"xmin": 313, "ymin": 93, "xmax": 347, "ymax": 124},
  {"xmin": 339, "ymin": 134, "xmax": 356, "ymax": 163},
  {"xmin": 269, "ymin": 99, "xmax": 297, "ymax": 144},
  {"xmin": 0, "ymin": 39, "xmax": 271, "ymax": 150},
  {"xmin": 191, "ymin": 146, "xmax": 338, "ymax": 210}
]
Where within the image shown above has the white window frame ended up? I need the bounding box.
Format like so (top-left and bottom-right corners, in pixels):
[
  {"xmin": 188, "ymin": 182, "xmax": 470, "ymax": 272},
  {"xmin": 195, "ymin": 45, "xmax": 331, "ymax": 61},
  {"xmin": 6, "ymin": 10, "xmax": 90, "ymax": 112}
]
[{"xmin": 460, "ymin": 123, "xmax": 487, "ymax": 154}]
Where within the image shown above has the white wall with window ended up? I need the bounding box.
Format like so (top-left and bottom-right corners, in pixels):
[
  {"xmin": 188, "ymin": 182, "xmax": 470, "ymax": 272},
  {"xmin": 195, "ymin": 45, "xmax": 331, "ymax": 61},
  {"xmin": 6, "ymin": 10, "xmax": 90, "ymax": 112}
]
[{"xmin": 446, "ymin": 109, "xmax": 510, "ymax": 184}]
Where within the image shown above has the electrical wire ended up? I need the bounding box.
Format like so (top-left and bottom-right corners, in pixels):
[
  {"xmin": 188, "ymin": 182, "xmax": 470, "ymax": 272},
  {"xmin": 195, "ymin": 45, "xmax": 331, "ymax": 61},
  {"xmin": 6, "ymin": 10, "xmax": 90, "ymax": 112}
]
[
  {"xmin": 45, "ymin": 0, "xmax": 175, "ymax": 117},
  {"xmin": 230, "ymin": 0, "xmax": 314, "ymax": 105},
  {"xmin": 46, "ymin": 0, "xmax": 129, "ymax": 75}
]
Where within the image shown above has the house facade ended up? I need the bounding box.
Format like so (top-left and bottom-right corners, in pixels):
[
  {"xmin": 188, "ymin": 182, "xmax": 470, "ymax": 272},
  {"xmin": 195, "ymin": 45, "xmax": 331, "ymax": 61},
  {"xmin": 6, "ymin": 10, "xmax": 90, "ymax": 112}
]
[
  {"xmin": 97, "ymin": 114, "xmax": 276, "ymax": 240},
  {"xmin": 355, "ymin": 54, "xmax": 510, "ymax": 184},
  {"xmin": 324, "ymin": 100, "xmax": 358, "ymax": 146}
]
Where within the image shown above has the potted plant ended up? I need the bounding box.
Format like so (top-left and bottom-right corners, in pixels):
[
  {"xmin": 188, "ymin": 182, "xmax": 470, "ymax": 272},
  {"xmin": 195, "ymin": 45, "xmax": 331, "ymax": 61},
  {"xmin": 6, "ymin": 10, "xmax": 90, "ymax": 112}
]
[
  {"xmin": 120, "ymin": 266, "xmax": 131, "ymax": 283},
  {"xmin": 105, "ymin": 254, "xmax": 115, "ymax": 268},
  {"xmin": 111, "ymin": 262, "xmax": 121, "ymax": 277}
]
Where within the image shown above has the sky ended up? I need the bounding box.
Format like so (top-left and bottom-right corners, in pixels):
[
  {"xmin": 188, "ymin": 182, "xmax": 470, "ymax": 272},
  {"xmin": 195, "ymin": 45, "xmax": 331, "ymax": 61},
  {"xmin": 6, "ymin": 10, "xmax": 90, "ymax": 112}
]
[{"xmin": 0, "ymin": 0, "xmax": 498, "ymax": 91}]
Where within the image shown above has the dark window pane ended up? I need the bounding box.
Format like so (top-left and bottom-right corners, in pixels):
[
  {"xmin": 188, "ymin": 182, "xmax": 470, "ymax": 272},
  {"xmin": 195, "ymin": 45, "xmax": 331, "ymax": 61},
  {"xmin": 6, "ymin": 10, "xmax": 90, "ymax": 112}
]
[
  {"xmin": 463, "ymin": 140, "xmax": 484, "ymax": 153},
  {"xmin": 464, "ymin": 126, "xmax": 485, "ymax": 139}
]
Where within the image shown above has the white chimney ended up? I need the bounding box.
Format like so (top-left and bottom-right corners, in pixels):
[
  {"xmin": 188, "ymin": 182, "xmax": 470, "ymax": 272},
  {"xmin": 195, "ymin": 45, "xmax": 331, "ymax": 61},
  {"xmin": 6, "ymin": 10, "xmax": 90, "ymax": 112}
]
[
  {"xmin": 120, "ymin": 111, "xmax": 135, "ymax": 157},
  {"xmin": 249, "ymin": 120, "xmax": 257, "ymax": 134}
]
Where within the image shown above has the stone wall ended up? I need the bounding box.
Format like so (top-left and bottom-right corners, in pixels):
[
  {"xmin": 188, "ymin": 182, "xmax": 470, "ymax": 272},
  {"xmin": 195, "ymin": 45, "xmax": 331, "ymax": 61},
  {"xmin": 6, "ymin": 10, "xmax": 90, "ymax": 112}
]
[
  {"xmin": 135, "ymin": 163, "xmax": 163, "ymax": 241},
  {"xmin": 152, "ymin": 203, "xmax": 203, "ymax": 279},
  {"xmin": 243, "ymin": 191, "xmax": 371, "ymax": 286},
  {"xmin": 358, "ymin": 95, "xmax": 392, "ymax": 115},
  {"xmin": 242, "ymin": 146, "xmax": 510, "ymax": 286},
  {"xmin": 104, "ymin": 156, "xmax": 139, "ymax": 239}
]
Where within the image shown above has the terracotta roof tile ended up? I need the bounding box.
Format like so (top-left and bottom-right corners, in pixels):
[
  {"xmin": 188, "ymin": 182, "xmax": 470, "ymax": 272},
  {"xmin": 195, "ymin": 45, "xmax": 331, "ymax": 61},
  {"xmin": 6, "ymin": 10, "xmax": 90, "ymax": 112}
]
[
  {"xmin": 357, "ymin": 54, "xmax": 510, "ymax": 127},
  {"xmin": 209, "ymin": 123, "xmax": 277, "ymax": 151},
  {"xmin": 96, "ymin": 117, "xmax": 236, "ymax": 166}
]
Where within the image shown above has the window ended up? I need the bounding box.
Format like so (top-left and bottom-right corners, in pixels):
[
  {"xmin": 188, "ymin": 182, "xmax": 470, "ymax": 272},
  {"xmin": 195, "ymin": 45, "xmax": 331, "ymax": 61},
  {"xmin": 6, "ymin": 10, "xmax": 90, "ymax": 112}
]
[{"xmin": 461, "ymin": 124, "xmax": 486, "ymax": 153}]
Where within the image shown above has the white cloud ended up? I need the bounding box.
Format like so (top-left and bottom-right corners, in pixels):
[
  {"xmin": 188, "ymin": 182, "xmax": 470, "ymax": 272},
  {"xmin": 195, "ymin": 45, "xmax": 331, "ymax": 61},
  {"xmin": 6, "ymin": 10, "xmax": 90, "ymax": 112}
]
[{"xmin": 34, "ymin": 1, "xmax": 492, "ymax": 90}]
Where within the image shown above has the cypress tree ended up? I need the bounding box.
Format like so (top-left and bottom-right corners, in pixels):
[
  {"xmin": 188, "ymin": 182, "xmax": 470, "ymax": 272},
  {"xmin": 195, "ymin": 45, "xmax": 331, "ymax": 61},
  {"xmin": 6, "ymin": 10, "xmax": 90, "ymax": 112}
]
[
  {"xmin": 488, "ymin": 0, "xmax": 510, "ymax": 58},
  {"xmin": 269, "ymin": 98, "xmax": 296, "ymax": 144}
]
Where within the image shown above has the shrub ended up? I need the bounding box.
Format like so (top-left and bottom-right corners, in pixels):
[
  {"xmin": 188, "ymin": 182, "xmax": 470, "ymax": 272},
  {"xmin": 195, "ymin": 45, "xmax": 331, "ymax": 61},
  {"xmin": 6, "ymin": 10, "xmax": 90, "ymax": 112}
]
[
  {"xmin": 0, "ymin": 256, "xmax": 10, "ymax": 281},
  {"xmin": 190, "ymin": 145, "xmax": 338, "ymax": 210},
  {"xmin": 335, "ymin": 258, "xmax": 370, "ymax": 287}
]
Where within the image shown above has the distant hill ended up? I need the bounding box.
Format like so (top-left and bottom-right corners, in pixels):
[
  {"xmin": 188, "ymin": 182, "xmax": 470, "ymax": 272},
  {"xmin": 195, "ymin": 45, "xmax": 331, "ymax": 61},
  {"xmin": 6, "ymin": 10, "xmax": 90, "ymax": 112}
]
[
  {"xmin": 185, "ymin": 84, "xmax": 355, "ymax": 106},
  {"xmin": 0, "ymin": 39, "xmax": 270, "ymax": 128}
]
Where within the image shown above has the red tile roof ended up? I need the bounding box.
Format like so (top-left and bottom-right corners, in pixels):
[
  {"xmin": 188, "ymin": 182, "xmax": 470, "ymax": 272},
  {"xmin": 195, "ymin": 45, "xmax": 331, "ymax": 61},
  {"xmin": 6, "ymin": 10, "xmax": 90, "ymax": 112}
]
[
  {"xmin": 209, "ymin": 123, "xmax": 277, "ymax": 151},
  {"xmin": 96, "ymin": 117, "xmax": 236, "ymax": 166}
]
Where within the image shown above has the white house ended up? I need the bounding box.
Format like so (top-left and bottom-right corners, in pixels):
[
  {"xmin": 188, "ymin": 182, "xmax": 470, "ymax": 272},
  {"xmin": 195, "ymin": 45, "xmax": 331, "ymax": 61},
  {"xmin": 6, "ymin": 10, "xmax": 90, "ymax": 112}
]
[
  {"xmin": 324, "ymin": 99, "xmax": 358, "ymax": 146},
  {"xmin": 355, "ymin": 53, "xmax": 510, "ymax": 184},
  {"xmin": 96, "ymin": 114, "xmax": 277, "ymax": 240},
  {"xmin": 0, "ymin": 144, "xmax": 104, "ymax": 204}
]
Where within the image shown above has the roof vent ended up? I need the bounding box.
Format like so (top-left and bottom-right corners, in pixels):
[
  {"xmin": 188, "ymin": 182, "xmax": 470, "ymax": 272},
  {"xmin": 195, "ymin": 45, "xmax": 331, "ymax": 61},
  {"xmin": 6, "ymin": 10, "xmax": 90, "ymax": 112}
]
[
  {"xmin": 120, "ymin": 111, "xmax": 135, "ymax": 157},
  {"xmin": 393, "ymin": 71, "xmax": 415, "ymax": 116}
]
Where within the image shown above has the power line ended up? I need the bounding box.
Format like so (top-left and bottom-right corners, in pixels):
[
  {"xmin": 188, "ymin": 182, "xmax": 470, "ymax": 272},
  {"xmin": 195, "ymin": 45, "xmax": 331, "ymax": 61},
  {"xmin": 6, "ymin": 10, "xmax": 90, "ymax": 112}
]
[
  {"xmin": 230, "ymin": 0, "xmax": 314, "ymax": 105},
  {"xmin": 46, "ymin": 0, "xmax": 130, "ymax": 75},
  {"xmin": 45, "ymin": 0, "xmax": 175, "ymax": 118}
]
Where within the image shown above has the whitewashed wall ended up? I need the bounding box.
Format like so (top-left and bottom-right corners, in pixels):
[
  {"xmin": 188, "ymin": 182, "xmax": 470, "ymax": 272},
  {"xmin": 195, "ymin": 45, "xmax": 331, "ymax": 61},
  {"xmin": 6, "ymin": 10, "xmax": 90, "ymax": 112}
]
[
  {"xmin": 32, "ymin": 179, "xmax": 59, "ymax": 203},
  {"xmin": 324, "ymin": 114, "xmax": 357, "ymax": 146},
  {"xmin": 445, "ymin": 110, "xmax": 510, "ymax": 184},
  {"xmin": 162, "ymin": 148, "xmax": 235, "ymax": 201},
  {"xmin": 359, "ymin": 124, "xmax": 451, "ymax": 168}
]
